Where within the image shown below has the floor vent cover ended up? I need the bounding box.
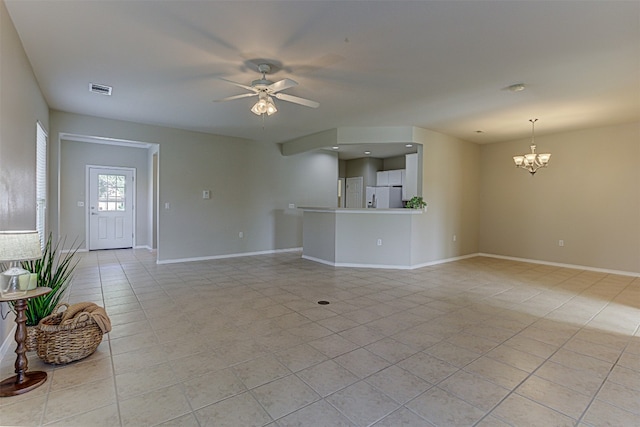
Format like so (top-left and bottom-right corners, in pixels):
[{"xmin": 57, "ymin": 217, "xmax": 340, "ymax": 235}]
[{"xmin": 89, "ymin": 83, "xmax": 112, "ymax": 96}]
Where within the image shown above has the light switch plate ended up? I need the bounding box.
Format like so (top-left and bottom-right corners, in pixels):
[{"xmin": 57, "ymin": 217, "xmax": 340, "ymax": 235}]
[{"xmin": 203, "ymin": 190, "xmax": 210, "ymax": 199}]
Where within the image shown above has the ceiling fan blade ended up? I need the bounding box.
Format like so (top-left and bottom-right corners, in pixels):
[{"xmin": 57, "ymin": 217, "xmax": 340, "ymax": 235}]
[
  {"xmin": 268, "ymin": 78, "xmax": 298, "ymax": 93},
  {"xmin": 274, "ymin": 93, "xmax": 319, "ymax": 108},
  {"xmin": 217, "ymin": 77, "xmax": 256, "ymax": 92},
  {"xmin": 214, "ymin": 93, "xmax": 257, "ymax": 102}
]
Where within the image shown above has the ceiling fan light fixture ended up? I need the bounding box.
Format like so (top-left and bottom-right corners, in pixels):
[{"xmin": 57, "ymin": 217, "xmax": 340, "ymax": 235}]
[
  {"xmin": 251, "ymin": 93, "xmax": 268, "ymax": 115},
  {"xmin": 251, "ymin": 92, "xmax": 277, "ymax": 116},
  {"xmin": 266, "ymin": 96, "xmax": 277, "ymax": 116},
  {"xmin": 251, "ymin": 100, "xmax": 265, "ymax": 115},
  {"xmin": 216, "ymin": 63, "xmax": 318, "ymax": 116}
]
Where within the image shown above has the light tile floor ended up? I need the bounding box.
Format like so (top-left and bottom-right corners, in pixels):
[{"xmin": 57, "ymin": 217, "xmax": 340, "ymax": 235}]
[{"xmin": 1, "ymin": 250, "xmax": 639, "ymax": 426}]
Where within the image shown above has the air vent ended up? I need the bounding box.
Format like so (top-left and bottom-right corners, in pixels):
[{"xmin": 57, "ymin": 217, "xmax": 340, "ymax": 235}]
[{"xmin": 89, "ymin": 83, "xmax": 112, "ymax": 96}]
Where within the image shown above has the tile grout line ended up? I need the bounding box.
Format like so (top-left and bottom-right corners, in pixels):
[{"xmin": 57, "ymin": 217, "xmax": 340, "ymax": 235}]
[
  {"xmin": 574, "ymin": 283, "xmax": 640, "ymax": 426},
  {"xmin": 99, "ymin": 253, "xmax": 125, "ymax": 427},
  {"xmin": 116, "ymin": 250, "xmax": 198, "ymax": 427},
  {"xmin": 470, "ymin": 270, "xmax": 625, "ymax": 426}
]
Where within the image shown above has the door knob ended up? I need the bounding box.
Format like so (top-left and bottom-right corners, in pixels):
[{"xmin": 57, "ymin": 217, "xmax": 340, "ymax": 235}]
[{"xmin": 91, "ymin": 213, "xmax": 98, "ymax": 216}]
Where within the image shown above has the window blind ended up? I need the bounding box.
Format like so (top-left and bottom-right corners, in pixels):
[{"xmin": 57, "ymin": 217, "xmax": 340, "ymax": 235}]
[{"xmin": 36, "ymin": 121, "xmax": 47, "ymax": 249}]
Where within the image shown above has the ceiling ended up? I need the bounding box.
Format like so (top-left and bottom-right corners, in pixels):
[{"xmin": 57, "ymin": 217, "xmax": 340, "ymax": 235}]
[{"xmin": 6, "ymin": 1, "xmax": 639, "ymax": 158}]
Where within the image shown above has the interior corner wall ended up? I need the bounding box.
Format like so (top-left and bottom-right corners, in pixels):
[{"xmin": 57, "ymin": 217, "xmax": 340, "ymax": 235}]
[
  {"xmin": 243, "ymin": 145, "xmax": 338, "ymax": 252},
  {"xmin": 48, "ymin": 110, "xmax": 338, "ymax": 263},
  {"xmin": 479, "ymin": 122, "xmax": 640, "ymax": 274},
  {"xmin": 0, "ymin": 0, "xmax": 50, "ymax": 353},
  {"xmin": 411, "ymin": 128, "xmax": 481, "ymax": 265},
  {"xmin": 338, "ymin": 159, "xmax": 347, "ymax": 178},
  {"xmin": 346, "ymin": 157, "xmax": 383, "ymax": 206}
]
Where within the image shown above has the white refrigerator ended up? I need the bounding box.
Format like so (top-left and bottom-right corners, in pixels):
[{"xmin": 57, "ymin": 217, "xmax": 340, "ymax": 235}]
[{"xmin": 366, "ymin": 186, "xmax": 403, "ymax": 208}]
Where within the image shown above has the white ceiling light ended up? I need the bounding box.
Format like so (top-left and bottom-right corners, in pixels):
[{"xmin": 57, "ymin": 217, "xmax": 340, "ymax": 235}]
[
  {"xmin": 505, "ymin": 83, "xmax": 526, "ymax": 92},
  {"xmin": 250, "ymin": 92, "xmax": 277, "ymax": 116},
  {"xmin": 513, "ymin": 119, "xmax": 551, "ymax": 175}
]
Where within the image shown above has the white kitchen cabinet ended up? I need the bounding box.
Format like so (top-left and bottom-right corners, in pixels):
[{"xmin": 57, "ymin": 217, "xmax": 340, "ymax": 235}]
[
  {"xmin": 376, "ymin": 171, "xmax": 389, "ymax": 186},
  {"xmin": 388, "ymin": 169, "xmax": 403, "ymax": 186},
  {"xmin": 377, "ymin": 169, "xmax": 404, "ymax": 186}
]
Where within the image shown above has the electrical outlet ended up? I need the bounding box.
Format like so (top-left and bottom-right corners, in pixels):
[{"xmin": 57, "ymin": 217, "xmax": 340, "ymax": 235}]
[
  {"xmin": 288, "ymin": 203, "xmax": 295, "ymax": 209},
  {"xmin": 164, "ymin": 202, "xmax": 170, "ymax": 210},
  {"xmin": 453, "ymin": 234, "xmax": 457, "ymax": 242},
  {"xmin": 558, "ymin": 240, "xmax": 564, "ymax": 247},
  {"xmin": 377, "ymin": 239, "xmax": 382, "ymax": 246},
  {"xmin": 239, "ymin": 232, "xmax": 244, "ymax": 239}
]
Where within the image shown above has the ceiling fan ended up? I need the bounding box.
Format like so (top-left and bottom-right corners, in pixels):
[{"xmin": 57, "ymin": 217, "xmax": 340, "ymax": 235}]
[{"xmin": 214, "ymin": 63, "xmax": 319, "ymax": 115}]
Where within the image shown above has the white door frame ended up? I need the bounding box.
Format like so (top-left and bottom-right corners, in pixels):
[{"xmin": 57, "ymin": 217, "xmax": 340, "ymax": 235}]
[{"xmin": 85, "ymin": 165, "xmax": 136, "ymax": 250}]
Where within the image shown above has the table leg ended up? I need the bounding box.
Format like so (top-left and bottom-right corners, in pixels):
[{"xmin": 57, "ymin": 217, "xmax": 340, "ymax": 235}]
[{"xmin": 0, "ymin": 298, "xmax": 47, "ymax": 397}]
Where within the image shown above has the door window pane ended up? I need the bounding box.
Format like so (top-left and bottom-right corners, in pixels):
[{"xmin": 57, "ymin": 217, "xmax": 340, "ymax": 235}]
[{"xmin": 97, "ymin": 174, "xmax": 126, "ymax": 211}]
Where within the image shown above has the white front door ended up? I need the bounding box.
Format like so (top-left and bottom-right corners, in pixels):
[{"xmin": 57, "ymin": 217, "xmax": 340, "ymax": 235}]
[{"xmin": 88, "ymin": 167, "xmax": 134, "ymax": 250}]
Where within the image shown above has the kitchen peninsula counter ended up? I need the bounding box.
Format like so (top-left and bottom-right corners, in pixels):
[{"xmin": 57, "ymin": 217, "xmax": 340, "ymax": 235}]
[{"xmin": 300, "ymin": 207, "xmax": 424, "ymax": 269}]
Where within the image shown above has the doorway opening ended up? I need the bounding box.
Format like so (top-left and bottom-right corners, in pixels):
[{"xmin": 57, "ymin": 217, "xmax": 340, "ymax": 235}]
[{"xmin": 58, "ymin": 133, "xmax": 159, "ymax": 258}]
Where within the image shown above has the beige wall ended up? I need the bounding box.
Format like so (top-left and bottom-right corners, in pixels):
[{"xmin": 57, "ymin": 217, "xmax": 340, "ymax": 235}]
[
  {"xmin": 479, "ymin": 122, "xmax": 640, "ymax": 274},
  {"xmin": 411, "ymin": 128, "xmax": 481, "ymax": 264},
  {"xmin": 0, "ymin": 0, "xmax": 50, "ymax": 350},
  {"xmin": 0, "ymin": 1, "xmax": 48, "ymax": 230},
  {"xmin": 383, "ymin": 155, "xmax": 406, "ymax": 171}
]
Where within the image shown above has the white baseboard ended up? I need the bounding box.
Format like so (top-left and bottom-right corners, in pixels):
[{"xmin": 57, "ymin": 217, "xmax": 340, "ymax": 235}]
[
  {"xmin": 301, "ymin": 255, "xmax": 338, "ymax": 267},
  {"xmin": 134, "ymin": 245, "xmax": 154, "ymax": 250},
  {"xmin": 410, "ymin": 253, "xmax": 481, "ymax": 269},
  {"xmin": 302, "ymin": 252, "xmax": 480, "ymax": 270},
  {"xmin": 301, "ymin": 255, "xmax": 415, "ymax": 270},
  {"xmin": 157, "ymin": 247, "xmax": 302, "ymax": 265},
  {"xmin": 478, "ymin": 253, "xmax": 640, "ymax": 277}
]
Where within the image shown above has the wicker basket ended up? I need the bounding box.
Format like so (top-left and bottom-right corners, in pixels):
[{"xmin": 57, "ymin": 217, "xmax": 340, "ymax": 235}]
[
  {"xmin": 25, "ymin": 325, "xmax": 38, "ymax": 352},
  {"xmin": 36, "ymin": 304, "xmax": 104, "ymax": 365}
]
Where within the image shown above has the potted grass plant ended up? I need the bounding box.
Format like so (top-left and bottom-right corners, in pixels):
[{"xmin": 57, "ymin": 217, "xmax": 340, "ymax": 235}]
[
  {"xmin": 405, "ymin": 196, "xmax": 427, "ymax": 210},
  {"xmin": 9, "ymin": 233, "xmax": 81, "ymax": 350}
]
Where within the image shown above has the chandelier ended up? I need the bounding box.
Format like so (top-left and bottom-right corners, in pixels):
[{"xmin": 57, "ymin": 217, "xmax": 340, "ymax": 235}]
[
  {"xmin": 513, "ymin": 119, "xmax": 551, "ymax": 175},
  {"xmin": 251, "ymin": 92, "xmax": 277, "ymax": 116}
]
